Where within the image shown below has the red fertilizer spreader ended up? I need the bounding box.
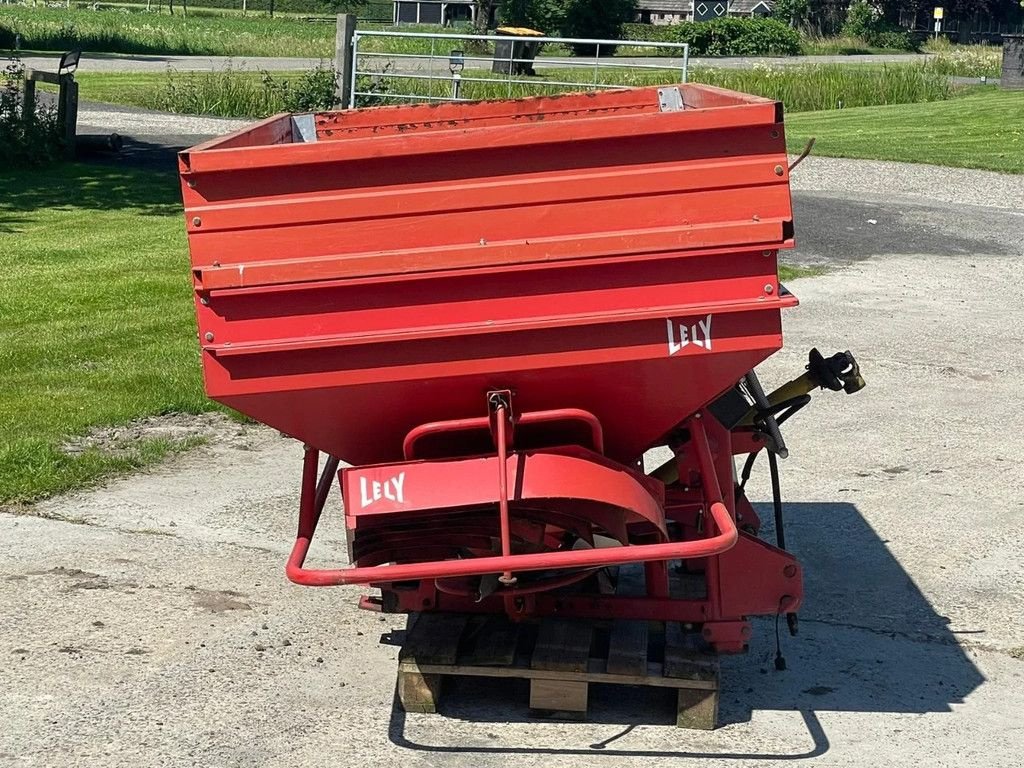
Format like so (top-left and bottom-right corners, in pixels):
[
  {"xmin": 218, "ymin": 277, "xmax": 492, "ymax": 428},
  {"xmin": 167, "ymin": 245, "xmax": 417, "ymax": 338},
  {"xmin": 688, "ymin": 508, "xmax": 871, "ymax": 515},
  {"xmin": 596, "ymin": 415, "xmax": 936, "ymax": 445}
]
[{"xmin": 179, "ymin": 85, "xmax": 863, "ymax": 656}]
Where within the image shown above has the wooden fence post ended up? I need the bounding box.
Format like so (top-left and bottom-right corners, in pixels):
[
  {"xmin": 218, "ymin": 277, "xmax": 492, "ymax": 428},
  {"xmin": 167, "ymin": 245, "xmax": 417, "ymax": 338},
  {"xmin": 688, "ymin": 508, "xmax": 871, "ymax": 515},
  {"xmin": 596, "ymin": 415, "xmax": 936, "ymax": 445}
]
[
  {"xmin": 62, "ymin": 76, "xmax": 79, "ymax": 158},
  {"xmin": 335, "ymin": 13, "xmax": 357, "ymax": 109},
  {"xmin": 21, "ymin": 77, "xmax": 36, "ymax": 128}
]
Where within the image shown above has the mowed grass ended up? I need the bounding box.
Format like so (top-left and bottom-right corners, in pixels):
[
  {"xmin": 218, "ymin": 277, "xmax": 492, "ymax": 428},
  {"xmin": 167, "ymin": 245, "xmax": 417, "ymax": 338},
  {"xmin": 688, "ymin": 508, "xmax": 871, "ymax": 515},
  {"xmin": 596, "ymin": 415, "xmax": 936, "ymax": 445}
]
[
  {"xmin": 786, "ymin": 88, "xmax": 1024, "ymax": 174},
  {"xmin": 0, "ymin": 164, "xmax": 213, "ymax": 503}
]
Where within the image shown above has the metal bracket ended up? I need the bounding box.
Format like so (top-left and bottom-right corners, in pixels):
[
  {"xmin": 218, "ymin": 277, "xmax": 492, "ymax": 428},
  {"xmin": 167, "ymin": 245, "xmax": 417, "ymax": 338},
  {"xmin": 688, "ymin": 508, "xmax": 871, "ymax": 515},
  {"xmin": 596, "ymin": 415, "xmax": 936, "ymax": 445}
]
[
  {"xmin": 658, "ymin": 86, "xmax": 685, "ymax": 113},
  {"xmin": 290, "ymin": 114, "xmax": 318, "ymax": 143}
]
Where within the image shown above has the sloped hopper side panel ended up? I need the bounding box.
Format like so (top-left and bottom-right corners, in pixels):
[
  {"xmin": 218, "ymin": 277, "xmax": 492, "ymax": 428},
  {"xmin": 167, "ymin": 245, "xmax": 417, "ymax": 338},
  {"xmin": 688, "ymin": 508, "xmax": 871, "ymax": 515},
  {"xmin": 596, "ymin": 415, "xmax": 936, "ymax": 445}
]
[{"xmin": 179, "ymin": 85, "xmax": 796, "ymax": 466}]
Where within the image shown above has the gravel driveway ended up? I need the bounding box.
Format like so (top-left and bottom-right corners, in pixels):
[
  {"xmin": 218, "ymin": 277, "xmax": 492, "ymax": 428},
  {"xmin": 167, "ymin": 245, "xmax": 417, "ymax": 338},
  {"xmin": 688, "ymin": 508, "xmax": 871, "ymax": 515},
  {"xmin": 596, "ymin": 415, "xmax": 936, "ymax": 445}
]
[{"xmin": 2, "ymin": 145, "xmax": 1022, "ymax": 767}]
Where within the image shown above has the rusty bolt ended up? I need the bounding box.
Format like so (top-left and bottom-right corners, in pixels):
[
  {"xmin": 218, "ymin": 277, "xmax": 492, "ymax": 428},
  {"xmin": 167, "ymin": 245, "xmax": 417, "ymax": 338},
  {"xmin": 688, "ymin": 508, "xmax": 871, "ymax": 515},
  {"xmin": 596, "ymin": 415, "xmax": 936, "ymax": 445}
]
[
  {"xmin": 774, "ymin": 165, "xmax": 784, "ymax": 176},
  {"xmin": 784, "ymin": 564, "xmax": 798, "ymax": 577},
  {"xmin": 764, "ymin": 284, "xmax": 775, "ymax": 294},
  {"xmin": 192, "ymin": 217, "xmax": 202, "ymax": 227},
  {"xmin": 762, "ymin": 249, "xmax": 773, "ymax": 257},
  {"xmin": 187, "ymin": 179, "xmax": 197, "ymax": 189},
  {"xmin": 204, "ymin": 332, "xmax": 214, "ymax": 342},
  {"xmin": 771, "ymin": 130, "xmax": 780, "ymax": 139}
]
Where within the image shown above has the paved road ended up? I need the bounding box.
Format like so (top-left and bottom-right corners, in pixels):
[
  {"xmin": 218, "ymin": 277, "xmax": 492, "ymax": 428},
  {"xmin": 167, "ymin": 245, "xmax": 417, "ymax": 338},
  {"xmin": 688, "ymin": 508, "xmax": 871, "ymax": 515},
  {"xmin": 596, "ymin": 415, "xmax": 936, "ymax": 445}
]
[{"xmin": 19, "ymin": 50, "xmax": 936, "ymax": 74}]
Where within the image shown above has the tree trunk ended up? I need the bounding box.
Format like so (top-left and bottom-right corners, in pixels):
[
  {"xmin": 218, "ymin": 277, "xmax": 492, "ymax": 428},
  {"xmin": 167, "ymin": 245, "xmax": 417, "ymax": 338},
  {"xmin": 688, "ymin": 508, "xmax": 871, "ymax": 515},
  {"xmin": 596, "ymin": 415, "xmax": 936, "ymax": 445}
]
[{"xmin": 473, "ymin": 1, "xmax": 493, "ymax": 34}]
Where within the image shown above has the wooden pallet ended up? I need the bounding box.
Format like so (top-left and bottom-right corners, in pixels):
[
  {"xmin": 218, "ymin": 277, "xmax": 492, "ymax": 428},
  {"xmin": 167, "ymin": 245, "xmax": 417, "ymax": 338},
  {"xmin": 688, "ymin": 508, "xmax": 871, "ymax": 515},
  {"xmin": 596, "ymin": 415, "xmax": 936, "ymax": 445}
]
[{"xmin": 395, "ymin": 613, "xmax": 720, "ymax": 729}]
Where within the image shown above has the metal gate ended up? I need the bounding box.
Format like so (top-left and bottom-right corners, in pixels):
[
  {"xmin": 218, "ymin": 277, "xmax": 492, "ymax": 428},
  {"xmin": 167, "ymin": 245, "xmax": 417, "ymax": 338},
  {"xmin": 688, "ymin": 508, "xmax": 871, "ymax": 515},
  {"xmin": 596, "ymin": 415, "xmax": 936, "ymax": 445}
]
[{"xmin": 348, "ymin": 30, "xmax": 690, "ymax": 108}]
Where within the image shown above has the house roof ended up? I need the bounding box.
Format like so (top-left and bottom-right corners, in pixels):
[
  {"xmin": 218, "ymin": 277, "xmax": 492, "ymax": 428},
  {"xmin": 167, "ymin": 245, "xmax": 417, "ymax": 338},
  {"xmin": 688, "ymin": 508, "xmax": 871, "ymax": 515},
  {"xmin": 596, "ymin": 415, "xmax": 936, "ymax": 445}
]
[
  {"xmin": 730, "ymin": 0, "xmax": 774, "ymax": 12},
  {"xmin": 636, "ymin": 0, "xmax": 693, "ymax": 11},
  {"xmin": 636, "ymin": 0, "xmax": 776, "ymax": 11}
]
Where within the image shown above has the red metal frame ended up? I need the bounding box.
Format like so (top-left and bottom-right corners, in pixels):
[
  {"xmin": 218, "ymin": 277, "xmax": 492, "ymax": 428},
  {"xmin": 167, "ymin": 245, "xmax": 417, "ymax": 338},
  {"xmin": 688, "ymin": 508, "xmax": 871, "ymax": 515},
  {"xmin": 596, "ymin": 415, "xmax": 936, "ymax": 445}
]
[
  {"xmin": 287, "ymin": 410, "xmax": 739, "ymax": 587},
  {"xmin": 182, "ymin": 85, "xmax": 806, "ymax": 655}
]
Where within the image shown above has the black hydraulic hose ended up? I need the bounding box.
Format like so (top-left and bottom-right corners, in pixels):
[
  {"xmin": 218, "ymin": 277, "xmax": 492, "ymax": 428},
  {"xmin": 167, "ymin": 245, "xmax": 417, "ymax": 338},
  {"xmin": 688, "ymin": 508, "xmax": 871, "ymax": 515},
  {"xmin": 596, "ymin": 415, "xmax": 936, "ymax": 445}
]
[
  {"xmin": 315, "ymin": 455, "xmax": 341, "ymax": 514},
  {"xmin": 768, "ymin": 450, "xmax": 785, "ymax": 551},
  {"xmin": 744, "ymin": 371, "xmax": 788, "ymax": 459},
  {"xmin": 737, "ymin": 397, "xmax": 811, "ymax": 492}
]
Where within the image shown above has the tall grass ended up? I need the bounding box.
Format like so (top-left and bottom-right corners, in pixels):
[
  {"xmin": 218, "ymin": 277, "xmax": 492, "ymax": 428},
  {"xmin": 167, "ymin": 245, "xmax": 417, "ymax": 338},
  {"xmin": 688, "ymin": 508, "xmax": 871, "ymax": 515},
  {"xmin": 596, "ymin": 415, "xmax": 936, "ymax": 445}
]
[
  {"xmin": 120, "ymin": 64, "xmax": 336, "ymax": 116},
  {"xmin": 75, "ymin": 59, "xmax": 959, "ymax": 118},
  {"xmin": 0, "ymin": 6, "xmax": 337, "ymax": 57},
  {"xmin": 136, "ymin": 61, "xmax": 958, "ymax": 117},
  {"xmin": 801, "ymin": 36, "xmax": 886, "ymax": 56},
  {"xmin": 695, "ymin": 63, "xmax": 953, "ymax": 112},
  {"xmin": 360, "ymin": 62, "xmax": 955, "ymax": 114},
  {"xmin": 922, "ymin": 41, "xmax": 1002, "ymax": 78}
]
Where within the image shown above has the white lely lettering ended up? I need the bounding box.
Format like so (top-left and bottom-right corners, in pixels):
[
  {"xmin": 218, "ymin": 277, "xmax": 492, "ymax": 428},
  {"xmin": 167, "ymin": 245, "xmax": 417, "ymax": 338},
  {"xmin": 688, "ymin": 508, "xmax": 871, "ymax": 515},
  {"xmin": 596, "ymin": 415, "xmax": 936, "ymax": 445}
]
[
  {"xmin": 666, "ymin": 314, "xmax": 713, "ymax": 356},
  {"xmin": 360, "ymin": 472, "xmax": 406, "ymax": 509}
]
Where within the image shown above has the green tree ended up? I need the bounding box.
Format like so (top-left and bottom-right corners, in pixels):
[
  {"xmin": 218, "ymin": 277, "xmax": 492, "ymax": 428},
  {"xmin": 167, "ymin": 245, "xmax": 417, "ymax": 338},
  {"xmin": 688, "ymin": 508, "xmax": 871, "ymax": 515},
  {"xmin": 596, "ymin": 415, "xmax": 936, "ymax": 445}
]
[
  {"xmin": 499, "ymin": 0, "xmax": 566, "ymax": 33},
  {"xmin": 474, "ymin": 0, "xmax": 497, "ymax": 33},
  {"xmin": 560, "ymin": 0, "xmax": 638, "ymax": 54}
]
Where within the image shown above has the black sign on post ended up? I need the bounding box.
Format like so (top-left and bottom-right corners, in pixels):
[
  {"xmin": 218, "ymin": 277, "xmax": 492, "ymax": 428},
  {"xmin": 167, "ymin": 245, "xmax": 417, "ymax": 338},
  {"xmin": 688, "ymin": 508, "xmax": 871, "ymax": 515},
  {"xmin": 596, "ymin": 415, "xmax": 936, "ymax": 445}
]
[
  {"xmin": 693, "ymin": 1, "xmax": 729, "ymax": 21},
  {"xmin": 59, "ymin": 49, "xmax": 81, "ymax": 76}
]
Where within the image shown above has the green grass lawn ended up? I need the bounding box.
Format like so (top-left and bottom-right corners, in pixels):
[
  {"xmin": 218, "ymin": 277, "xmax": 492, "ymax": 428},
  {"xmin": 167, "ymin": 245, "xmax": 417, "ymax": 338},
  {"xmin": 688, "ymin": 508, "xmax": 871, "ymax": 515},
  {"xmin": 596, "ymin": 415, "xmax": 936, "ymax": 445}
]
[
  {"xmin": 786, "ymin": 88, "xmax": 1024, "ymax": 174},
  {"xmin": 0, "ymin": 163, "xmax": 212, "ymax": 503}
]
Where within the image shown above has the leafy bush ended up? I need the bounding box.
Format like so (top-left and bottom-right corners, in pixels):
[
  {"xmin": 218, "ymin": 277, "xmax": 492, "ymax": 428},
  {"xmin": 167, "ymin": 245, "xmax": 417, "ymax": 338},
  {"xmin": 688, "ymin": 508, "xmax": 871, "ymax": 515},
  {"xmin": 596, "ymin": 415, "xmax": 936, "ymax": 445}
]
[
  {"xmin": 143, "ymin": 63, "xmax": 339, "ymax": 117},
  {"xmin": 841, "ymin": 0, "xmax": 919, "ymax": 52},
  {"xmin": 674, "ymin": 17, "xmax": 802, "ymax": 57},
  {"xmin": 621, "ymin": 23, "xmax": 679, "ymax": 44},
  {"xmin": 868, "ymin": 29, "xmax": 918, "ymax": 52},
  {"xmin": 841, "ymin": 0, "xmax": 875, "ymax": 40},
  {"xmin": 1, "ymin": 57, "xmax": 63, "ymax": 167},
  {"xmin": 266, "ymin": 64, "xmax": 338, "ymax": 112}
]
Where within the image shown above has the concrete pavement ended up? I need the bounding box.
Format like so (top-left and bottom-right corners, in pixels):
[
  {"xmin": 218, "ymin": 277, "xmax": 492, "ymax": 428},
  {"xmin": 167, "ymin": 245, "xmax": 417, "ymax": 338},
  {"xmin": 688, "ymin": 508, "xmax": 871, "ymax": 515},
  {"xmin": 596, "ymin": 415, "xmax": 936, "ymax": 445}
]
[{"xmin": 2, "ymin": 128, "xmax": 1023, "ymax": 765}]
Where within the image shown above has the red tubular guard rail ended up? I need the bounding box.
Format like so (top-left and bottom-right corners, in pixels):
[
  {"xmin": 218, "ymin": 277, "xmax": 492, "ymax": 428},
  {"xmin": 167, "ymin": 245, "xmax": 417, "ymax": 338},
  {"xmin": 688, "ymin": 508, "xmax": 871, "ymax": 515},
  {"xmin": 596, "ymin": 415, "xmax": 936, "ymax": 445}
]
[
  {"xmin": 286, "ymin": 412, "xmax": 736, "ymax": 587},
  {"xmin": 402, "ymin": 407, "xmax": 604, "ymax": 460}
]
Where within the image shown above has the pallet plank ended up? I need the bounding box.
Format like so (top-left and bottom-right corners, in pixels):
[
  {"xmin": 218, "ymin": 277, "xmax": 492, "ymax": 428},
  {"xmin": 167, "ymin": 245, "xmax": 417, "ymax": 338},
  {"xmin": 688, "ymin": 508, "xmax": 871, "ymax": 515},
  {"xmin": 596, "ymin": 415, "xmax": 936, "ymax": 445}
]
[
  {"xmin": 531, "ymin": 619, "xmax": 593, "ymax": 673},
  {"xmin": 461, "ymin": 615, "xmax": 521, "ymax": 667},
  {"xmin": 606, "ymin": 620, "xmax": 649, "ymax": 677},
  {"xmin": 393, "ymin": 614, "xmax": 721, "ymax": 729},
  {"xmin": 664, "ymin": 622, "xmax": 719, "ymax": 683},
  {"xmin": 399, "ymin": 613, "xmax": 469, "ymax": 665},
  {"xmin": 406, "ymin": 660, "xmax": 717, "ymax": 689},
  {"xmin": 677, "ymin": 687, "xmax": 720, "ymax": 730},
  {"xmin": 397, "ymin": 663, "xmax": 442, "ymax": 714},
  {"xmin": 529, "ymin": 678, "xmax": 588, "ymax": 719}
]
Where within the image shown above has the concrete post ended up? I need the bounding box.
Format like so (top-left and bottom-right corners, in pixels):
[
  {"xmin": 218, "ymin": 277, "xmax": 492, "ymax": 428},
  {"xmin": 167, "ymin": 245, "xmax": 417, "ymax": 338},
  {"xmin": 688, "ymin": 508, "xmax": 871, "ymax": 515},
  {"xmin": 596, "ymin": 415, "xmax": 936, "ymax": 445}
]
[
  {"xmin": 335, "ymin": 13, "xmax": 358, "ymax": 108},
  {"xmin": 1001, "ymin": 35, "xmax": 1024, "ymax": 90}
]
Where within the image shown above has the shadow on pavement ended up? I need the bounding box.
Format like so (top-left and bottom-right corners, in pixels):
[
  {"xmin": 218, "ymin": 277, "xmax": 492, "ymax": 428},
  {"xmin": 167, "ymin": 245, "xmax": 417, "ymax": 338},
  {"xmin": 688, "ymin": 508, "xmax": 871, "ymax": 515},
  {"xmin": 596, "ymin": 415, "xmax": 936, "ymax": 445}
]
[{"xmin": 384, "ymin": 501, "xmax": 984, "ymax": 760}]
